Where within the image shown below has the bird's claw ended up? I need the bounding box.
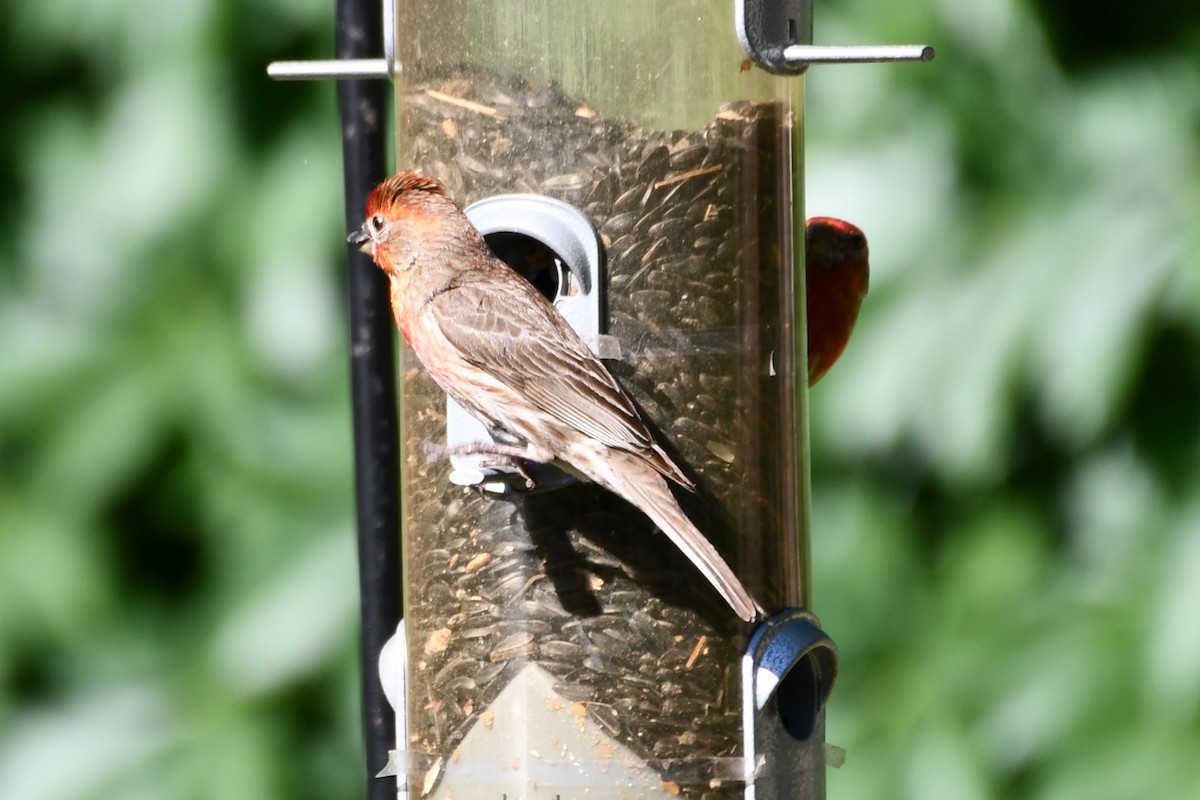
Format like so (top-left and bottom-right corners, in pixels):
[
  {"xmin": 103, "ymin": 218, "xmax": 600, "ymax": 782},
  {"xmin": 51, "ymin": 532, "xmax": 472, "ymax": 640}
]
[
  {"xmin": 423, "ymin": 440, "xmax": 538, "ymax": 489},
  {"xmin": 475, "ymin": 454, "xmax": 537, "ymax": 490}
]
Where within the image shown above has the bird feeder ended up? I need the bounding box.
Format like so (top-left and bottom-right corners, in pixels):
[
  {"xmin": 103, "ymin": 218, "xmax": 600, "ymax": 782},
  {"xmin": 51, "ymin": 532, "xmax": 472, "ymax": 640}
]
[{"xmin": 271, "ymin": 1, "xmax": 930, "ymax": 798}]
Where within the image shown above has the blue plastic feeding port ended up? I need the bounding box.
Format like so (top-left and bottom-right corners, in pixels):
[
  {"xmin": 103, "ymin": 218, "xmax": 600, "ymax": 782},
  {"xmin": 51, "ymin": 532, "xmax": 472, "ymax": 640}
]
[
  {"xmin": 443, "ymin": 195, "xmax": 606, "ymax": 493},
  {"xmin": 746, "ymin": 608, "xmax": 839, "ymax": 740}
]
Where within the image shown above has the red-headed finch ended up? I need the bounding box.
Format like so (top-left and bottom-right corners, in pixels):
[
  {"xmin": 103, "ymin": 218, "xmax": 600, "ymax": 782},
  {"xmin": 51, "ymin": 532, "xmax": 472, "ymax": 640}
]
[
  {"xmin": 805, "ymin": 217, "xmax": 870, "ymax": 386},
  {"xmin": 350, "ymin": 172, "xmax": 764, "ymax": 622}
]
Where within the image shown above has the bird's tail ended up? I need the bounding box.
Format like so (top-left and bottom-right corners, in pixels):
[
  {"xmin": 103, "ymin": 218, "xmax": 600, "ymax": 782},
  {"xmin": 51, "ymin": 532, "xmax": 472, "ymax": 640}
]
[{"xmin": 587, "ymin": 451, "xmax": 765, "ymax": 623}]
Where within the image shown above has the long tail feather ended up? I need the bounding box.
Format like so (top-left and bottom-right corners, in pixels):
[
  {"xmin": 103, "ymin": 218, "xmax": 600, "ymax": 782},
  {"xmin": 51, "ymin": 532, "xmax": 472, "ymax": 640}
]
[{"xmin": 585, "ymin": 451, "xmax": 764, "ymax": 622}]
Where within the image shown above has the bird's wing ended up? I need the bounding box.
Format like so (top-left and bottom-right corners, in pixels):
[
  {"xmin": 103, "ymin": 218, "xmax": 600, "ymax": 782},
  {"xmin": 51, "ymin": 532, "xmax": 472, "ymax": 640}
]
[{"xmin": 426, "ymin": 272, "xmax": 691, "ymax": 486}]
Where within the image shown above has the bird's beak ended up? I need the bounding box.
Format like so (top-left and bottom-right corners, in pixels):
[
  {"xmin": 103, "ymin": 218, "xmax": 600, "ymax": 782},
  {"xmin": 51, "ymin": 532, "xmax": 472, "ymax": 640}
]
[{"xmin": 347, "ymin": 227, "xmax": 374, "ymax": 256}]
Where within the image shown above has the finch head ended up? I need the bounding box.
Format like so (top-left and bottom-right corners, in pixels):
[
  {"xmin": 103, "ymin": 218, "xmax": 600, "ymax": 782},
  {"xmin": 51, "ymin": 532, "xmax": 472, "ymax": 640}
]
[
  {"xmin": 805, "ymin": 217, "xmax": 869, "ymax": 303},
  {"xmin": 347, "ymin": 173, "xmax": 455, "ymax": 262}
]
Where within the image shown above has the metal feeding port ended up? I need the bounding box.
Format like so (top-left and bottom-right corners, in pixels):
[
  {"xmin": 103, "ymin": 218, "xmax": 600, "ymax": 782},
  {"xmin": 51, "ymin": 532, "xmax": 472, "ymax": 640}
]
[{"xmin": 446, "ymin": 195, "xmax": 608, "ymax": 493}]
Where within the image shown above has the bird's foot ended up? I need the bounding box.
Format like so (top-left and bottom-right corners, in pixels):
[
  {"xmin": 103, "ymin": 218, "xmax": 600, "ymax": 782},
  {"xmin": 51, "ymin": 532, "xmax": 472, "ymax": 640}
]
[{"xmin": 423, "ymin": 441, "xmax": 538, "ymax": 490}]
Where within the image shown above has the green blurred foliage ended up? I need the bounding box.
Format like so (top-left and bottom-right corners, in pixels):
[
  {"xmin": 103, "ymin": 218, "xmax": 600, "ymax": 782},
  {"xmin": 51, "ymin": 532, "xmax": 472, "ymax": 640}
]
[
  {"xmin": 808, "ymin": 1, "xmax": 1200, "ymax": 798},
  {"xmin": 0, "ymin": 0, "xmax": 365, "ymax": 798},
  {"xmin": 1, "ymin": 0, "xmax": 1198, "ymax": 798}
]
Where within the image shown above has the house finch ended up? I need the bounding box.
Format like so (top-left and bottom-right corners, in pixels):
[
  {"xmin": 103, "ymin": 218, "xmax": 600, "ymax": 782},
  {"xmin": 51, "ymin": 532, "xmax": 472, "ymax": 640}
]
[
  {"xmin": 350, "ymin": 172, "xmax": 764, "ymax": 622},
  {"xmin": 805, "ymin": 217, "xmax": 870, "ymax": 386}
]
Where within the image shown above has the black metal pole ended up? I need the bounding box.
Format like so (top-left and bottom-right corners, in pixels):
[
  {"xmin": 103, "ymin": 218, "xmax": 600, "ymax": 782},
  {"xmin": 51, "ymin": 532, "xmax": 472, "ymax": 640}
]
[{"xmin": 335, "ymin": 0, "xmax": 400, "ymax": 796}]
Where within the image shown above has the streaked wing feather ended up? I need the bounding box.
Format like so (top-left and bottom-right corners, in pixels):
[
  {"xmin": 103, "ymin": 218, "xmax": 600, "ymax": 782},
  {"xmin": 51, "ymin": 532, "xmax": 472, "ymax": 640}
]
[{"xmin": 428, "ymin": 274, "xmax": 687, "ymax": 482}]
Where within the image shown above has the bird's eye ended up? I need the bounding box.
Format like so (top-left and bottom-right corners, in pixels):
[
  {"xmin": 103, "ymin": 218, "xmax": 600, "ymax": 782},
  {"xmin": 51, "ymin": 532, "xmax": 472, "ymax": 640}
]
[{"xmin": 369, "ymin": 213, "xmax": 386, "ymax": 232}]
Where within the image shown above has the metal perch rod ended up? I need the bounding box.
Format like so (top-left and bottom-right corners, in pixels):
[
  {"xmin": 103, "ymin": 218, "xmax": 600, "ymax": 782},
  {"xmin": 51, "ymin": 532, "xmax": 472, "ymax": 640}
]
[{"xmin": 783, "ymin": 44, "xmax": 935, "ymax": 64}]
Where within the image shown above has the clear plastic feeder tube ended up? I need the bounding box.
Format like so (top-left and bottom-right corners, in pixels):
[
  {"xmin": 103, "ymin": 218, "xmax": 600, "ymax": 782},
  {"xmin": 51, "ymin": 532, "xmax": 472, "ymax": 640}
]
[{"xmin": 392, "ymin": 1, "xmax": 813, "ymax": 796}]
